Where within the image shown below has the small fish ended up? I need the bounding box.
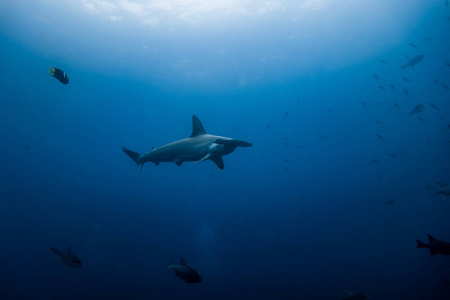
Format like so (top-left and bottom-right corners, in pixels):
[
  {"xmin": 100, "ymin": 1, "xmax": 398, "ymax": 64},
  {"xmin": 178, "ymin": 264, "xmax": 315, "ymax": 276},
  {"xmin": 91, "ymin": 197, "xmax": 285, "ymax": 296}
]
[
  {"xmin": 371, "ymin": 159, "xmax": 380, "ymax": 164},
  {"xmin": 374, "ymin": 74, "xmax": 379, "ymax": 81},
  {"xmin": 417, "ymin": 234, "xmax": 450, "ymax": 256},
  {"xmin": 378, "ymin": 85, "xmax": 385, "ymax": 91},
  {"xmin": 50, "ymin": 246, "xmax": 82, "ymax": 268},
  {"xmin": 404, "ymin": 89, "xmax": 409, "ymax": 96},
  {"xmin": 283, "ymin": 112, "xmax": 289, "ymax": 120},
  {"xmin": 283, "ymin": 158, "xmax": 289, "ymax": 162},
  {"xmin": 427, "ymin": 138, "xmax": 431, "ymax": 144},
  {"xmin": 423, "ymin": 37, "xmax": 431, "ymax": 41},
  {"xmin": 429, "ymin": 103, "xmax": 439, "ymax": 110},
  {"xmin": 379, "ymin": 59, "xmax": 389, "ymax": 64},
  {"xmin": 376, "ymin": 120, "xmax": 383, "ymax": 126},
  {"xmin": 376, "ymin": 134, "xmax": 384, "ymax": 140},
  {"xmin": 401, "ymin": 55, "xmax": 424, "ymax": 69},
  {"xmin": 409, "ymin": 43, "xmax": 419, "ymax": 48},
  {"xmin": 433, "ymin": 79, "xmax": 440, "ymax": 83},
  {"xmin": 296, "ymin": 98, "xmax": 300, "ymax": 105},
  {"xmin": 402, "ymin": 76, "xmax": 410, "ymax": 82},
  {"xmin": 445, "ymin": 61, "xmax": 450, "ymax": 67},
  {"xmin": 410, "ymin": 104, "xmax": 425, "ymax": 115},
  {"xmin": 443, "ymin": 83, "xmax": 450, "ymax": 90},
  {"xmin": 265, "ymin": 123, "xmax": 273, "ymax": 128},
  {"xmin": 447, "ymin": 124, "xmax": 450, "ymax": 131},
  {"xmin": 361, "ymin": 101, "xmax": 367, "ymax": 107},
  {"xmin": 389, "ymin": 84, "xmax": 396, "ymax": 91},
  {"xmin": 283, "ymin": 141, "xmax": 291, "ymax": 147},
  {"xmin": 418, "ymin": 117, "xmax": 426, "ymax": 122},
  {"xmin": 327, "ymin": 108, "xmax": 333, "ymax": 112},
  {"xmin": 385, "ymin": 199, "xmax": 395, "ymax": 205},
  {"xmin": 394, "ymin": 103, "xmax": 400, "ymax": 108},
  {"xmin": 389, "ymin": 153, "xmax": 398, "ymax": 158},
  {"xmin": 440, "ymin": 114, "xmax": 444, "ymax": 121},
  {"xmin": 169, "ymin": 257, "xmax": 201, "ymax": 283}
]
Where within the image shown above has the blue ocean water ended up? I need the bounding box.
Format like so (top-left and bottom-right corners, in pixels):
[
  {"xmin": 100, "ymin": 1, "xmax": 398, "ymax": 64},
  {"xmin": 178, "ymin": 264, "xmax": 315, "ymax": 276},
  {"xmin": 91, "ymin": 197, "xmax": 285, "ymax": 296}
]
[{"xmin": 0, "ymin": 0, "xmax": 449, "ymax": 299}]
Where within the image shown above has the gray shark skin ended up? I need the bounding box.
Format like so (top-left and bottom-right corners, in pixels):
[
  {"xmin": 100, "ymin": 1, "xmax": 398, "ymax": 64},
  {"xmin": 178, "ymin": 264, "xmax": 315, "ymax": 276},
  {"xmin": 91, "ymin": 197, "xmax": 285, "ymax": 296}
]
[
  {"xmin": 416, "ymin": 234, "xmax": 450, "ymax": 256},
  {"xmin": 122, "ymin": 115, "xmax": 252, "ymax": 174},
  {"xmin": 401, "ymin": 54, "xmax": 424, "ymax": 69},
  {"xmin": 50, "ymin": 246, "xmax": 82, "ymax": 268},
  {"xmin": 169, "ymin": 257, "xmax": 201, "ymax": 283}
]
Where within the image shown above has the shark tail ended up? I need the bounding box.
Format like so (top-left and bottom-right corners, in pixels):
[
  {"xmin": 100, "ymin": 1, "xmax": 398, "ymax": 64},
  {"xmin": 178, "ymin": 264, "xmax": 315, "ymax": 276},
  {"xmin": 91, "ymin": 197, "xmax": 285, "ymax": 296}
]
[{"xmin": 122, "ymin": 147, "xmax": 143, "ymax": 175}]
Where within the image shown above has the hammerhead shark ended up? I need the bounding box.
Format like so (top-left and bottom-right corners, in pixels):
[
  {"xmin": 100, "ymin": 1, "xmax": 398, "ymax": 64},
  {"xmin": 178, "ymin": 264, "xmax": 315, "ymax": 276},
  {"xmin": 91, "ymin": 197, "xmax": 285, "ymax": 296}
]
[{"xmin": 122, "ymin": 115, "xmax": 252, "ymax": 174}]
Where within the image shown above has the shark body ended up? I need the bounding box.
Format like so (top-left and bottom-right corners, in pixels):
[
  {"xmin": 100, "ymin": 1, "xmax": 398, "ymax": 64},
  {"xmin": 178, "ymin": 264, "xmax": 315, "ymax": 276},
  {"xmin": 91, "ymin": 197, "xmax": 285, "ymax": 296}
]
[{"xmin": 122, "ymin": 115, "xmax": 252, "ymax": 174}]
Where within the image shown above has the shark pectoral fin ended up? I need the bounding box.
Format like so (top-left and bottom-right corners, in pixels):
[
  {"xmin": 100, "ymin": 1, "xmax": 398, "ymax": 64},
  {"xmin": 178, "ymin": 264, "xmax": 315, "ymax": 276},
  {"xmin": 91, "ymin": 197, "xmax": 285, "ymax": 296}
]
[
  {"xmin": 195, "ymin": 154, "xmax": 212, "ymax": 164},
  {"xmin": 215, "ymin": 138, "xmax": 252, "ymax": 147},
  {"xmin": 210, "ymin": 155, "xmax": 224, "ymax": 169}
]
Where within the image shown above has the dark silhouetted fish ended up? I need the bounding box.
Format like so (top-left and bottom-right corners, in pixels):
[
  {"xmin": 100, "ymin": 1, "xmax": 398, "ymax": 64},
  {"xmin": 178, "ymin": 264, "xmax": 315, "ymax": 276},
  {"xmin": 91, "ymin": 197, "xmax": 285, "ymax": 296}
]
[
  {"xmin": 416, "ymin": 234, "xmax": 450, "ymax": 256},
  {"xmin": 361, "ymin": 101, "xmax": 366, "ymax": 107},
  {"xmin": 376, "ymin": 134, "xmax": 384, "ymax": 140},
  {"xmin": 169, "ymin": 257, "xmax": 201, "ymax": 283},
  {"xmin": 409, "ymin": 43, "xmax": 418, "ymax": 48},
  {"xmin": 378, "ymin": 85, "xmax": 385, "ymax": 91},
  {"xmin": 429, "ymin": 103, "xmax": 439, "ymax": 110},
  {"xmin": 404, "ymin": 89, "xmax": 409, "ymax": 96},
  {"xmin": 389, "ymin": 153, "xmax": 398, "ymax": 158},
  {"xmin": 50, "ymin": 246, "xmax": 82, "ymax": 268},
  {"xmin": 371, "ymin": 159, "xmax": 380, "ymax": 164},
  {"xmin": 410, "ymin": 104, "xmax": 425, "ymax": 115},
  {"xmin": 379, "ymin": 59, "xmax": 389, "ymax": 64},
  {"xmin": 283, "ymin": 112, "xmax": 288, "ymax": 120},
  {"xmin": 428, "ymin": 182, "xmax": 450, "ymax": 198},
  {"xmin": 445, "ymin": 61, "xmax": 450, "ymax": 67},
  {"xmin": 49, "ymin": 66, "xmax": 69, "ymax": 84},
  {"xmin": 394, "ymin": 103, "xmax": 400, "ymax": 108},
  {"xmin": 376, "ymin": 120, "xmax": 383, "ymax": 126},
  {"xmin": 374, "ymin": 74, "xmax": 379, "ymax": 81},
  {"xmin": 401, "ymin": 55, "xmax": 424, "ymax": 69},
  {"xmin": 390, "ymin": 84, "xmax": 396, "ymax": 91},
  {"xmin": 402, "ymin": 76, "xmax": 410, "ymax": 82},
  {"xmin": 443, "ymin": 83, "xmax": 450, "ymax": 90},
  {"xmin": 341, "ymin": 291, "xmax": 368, "ymax": 300},
  {"xmin": 385, "ymin": 199, "xmax": 395, "ymax": 205}
]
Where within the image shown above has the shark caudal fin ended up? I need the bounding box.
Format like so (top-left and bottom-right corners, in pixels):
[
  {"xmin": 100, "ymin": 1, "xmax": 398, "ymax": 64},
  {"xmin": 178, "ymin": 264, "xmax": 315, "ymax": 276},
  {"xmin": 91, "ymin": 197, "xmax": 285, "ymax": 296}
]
[{"xmin": 122, "ymin": 147, "xmax": 143, "ymax": 175}]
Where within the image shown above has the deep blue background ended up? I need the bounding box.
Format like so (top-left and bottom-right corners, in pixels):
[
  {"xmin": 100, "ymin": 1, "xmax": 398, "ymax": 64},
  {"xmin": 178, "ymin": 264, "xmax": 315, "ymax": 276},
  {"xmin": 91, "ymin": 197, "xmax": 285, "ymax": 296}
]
[{"xmin": 0, "ymin": 1, "xmax": 449, "ymax": 299}]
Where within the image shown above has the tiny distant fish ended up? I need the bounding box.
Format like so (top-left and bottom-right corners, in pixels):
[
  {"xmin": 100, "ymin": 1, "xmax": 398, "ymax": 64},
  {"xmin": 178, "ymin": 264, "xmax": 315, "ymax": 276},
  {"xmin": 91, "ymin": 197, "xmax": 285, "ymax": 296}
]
[
  {"xmin": 50, "ymin": 246, "xmax": 82, "ymax": 268},
  {"xmin": 283, "ymin": 158, "xmax": 289, "ymax": 162},
  {"xmin": 410, "ymin": 104, "xmax": 425, "ymax": 115},
  {"xmin": 443, "ymin": 83, "xmax": 450, "ymax": 90},
  {"xmin": 372, "ymin": 159, "xmax": 380, "ymax": 164},
  {"xmin": 296, "ymin": 98, "xmax": 300, "ymax": 105},
  {"xmin": 394, "ymin": 103, "xmax": 400, "ymax": 108},
  {"xmin": 24, "ymin": 145, "xmax": 31, "ymax": 150},
  {"xmin": 418, "ymin": 117, "xmax": 426, "ymax": 122},
  {"xmin": 409, "ymin": 43, "xmax": 419, "ymax": 48},
  {"xmin": 169, "ymin": 257, "xmax": 201, "ymax": 283},
  {"xmin": 379, "ymin": 59, "xmax": 389, "ymax": 64},
  {"xmin": 423, "ymin": 37, "xmax": 431, "ymax": 41},
  {"xmin": 376, "ymin": 134, "xmax": 384, "ymax": 140},
  {"xmin": 49, "ymin": 66, "xmax": 69, "ymax": 84},
  {"xmin": 433, "ymin": 79, "xmax": 440, "ymax": 84},
  {"xmin": 265, "ymin": 123, "xmax": 273, "ymax": 128},
  {"xmin": 447, "ymin": 124, "xmax": 450, "ymax": 131},
  {"xmin": 389, "ymin": 153, "xmax": 398, "ymax": 158},
  {"xmin": 445, "ymin": 61, "xmax": 450, "ymax": 67},
  {"xmin": 404, "ymin": 89, "xmax": 409, "ymax": 96},
  {"xmin": 429, "ymin": 102, "xmax": 439, "ymax": 110},
  {"xmin": 377, "ymin": 173, "xmax": 382, "ymax": 180},
  {"xmin": 327, "ymin": 108, "xmax": 333, "ymax": 112},
  {"xmin": 440, "ymin": 114, "xmax": 444, "ymax": 121},
  {"xmin": 390, "ymin": 84, "xmax": 396, "ymax": 91},
  {"xmin": 283, "ymin": 141, "xmax": 291, "ymax": 147},
  {"xmin": 378, "ymin": 85, "xmax": 385, "ymax": 91},
  {"xmin": 402, "ymin": 76, "xmax": 410, "ymax": 82},
  {"xmin": 376, "ymin": 120, "xmax": 383, "ymax": 126},
  {"xmin": 361, "ymin": 101, "xmax": 367, "ymax": 107},
  {"xmin": 385, "ymin": 199, "xmax": 395, "ymax": 205},
  {"xmin": 374, "ymin": 74, "xmax": 379, "ymax": 81},
  {"xmin": 427, "ymin": 138, "xmax": 432, "ymax": 144},
  {"xmin": 283, "ymin": 112, "xmax": 289, "ymax": 120}
]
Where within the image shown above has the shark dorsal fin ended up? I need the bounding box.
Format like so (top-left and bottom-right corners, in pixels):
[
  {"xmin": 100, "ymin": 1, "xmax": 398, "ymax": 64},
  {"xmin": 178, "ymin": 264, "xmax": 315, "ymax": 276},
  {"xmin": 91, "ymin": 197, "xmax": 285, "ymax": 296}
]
[
  {"xmin": 180, "ymin": 257, "xmax": 187, "ymax": 266},
  {"xmin": 190, "ymin": 115, "xmax": 207, "ymax": 137},
  {"xmin": 427, "ymin": 234, "xmax": 438, "ymax": 242}
]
